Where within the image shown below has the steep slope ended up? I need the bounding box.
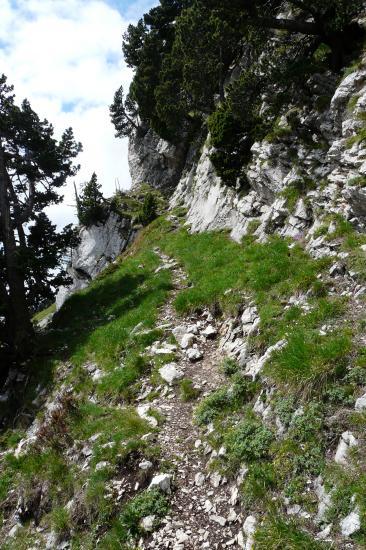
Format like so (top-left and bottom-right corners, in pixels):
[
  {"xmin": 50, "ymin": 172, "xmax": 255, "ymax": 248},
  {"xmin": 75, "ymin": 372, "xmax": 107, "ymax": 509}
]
[{"xmin": 1, "ymin": 209, "xmax": 366, "ymax": 548}]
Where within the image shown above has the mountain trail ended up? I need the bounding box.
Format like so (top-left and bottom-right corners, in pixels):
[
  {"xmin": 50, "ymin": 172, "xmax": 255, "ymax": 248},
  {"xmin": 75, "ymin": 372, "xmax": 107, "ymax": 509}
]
[{"xmin": 137, "ymin": 249, "xmax": 245, "ymax": 549}]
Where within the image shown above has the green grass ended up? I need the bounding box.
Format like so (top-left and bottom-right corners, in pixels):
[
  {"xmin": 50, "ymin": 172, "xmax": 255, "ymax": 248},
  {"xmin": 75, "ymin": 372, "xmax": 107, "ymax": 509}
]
[
  {"xmin": 0, "ymin": 227, "xmax": 175, "ymax": 546},
  {"xmin": 279, "ymin": 178, "xmax": 316, "ymax": 212},
  {"xmin": 179, "ymin": 379, "xmax": 200, "ymax": 401},
  {"xmin": 254, "ymin": 515, "xmax": 330, "ymax": 549},
  {"xmin": 99, "ymin": 488, "xmax": 169, "ymax": 547},
  {"xmin": 32, "ymin": 302, "xmax": 56, "ymax": 324},
  {"xmin": 3, "ymin": 214, "xmax": 366, "ymax": 547},
  {"xmin": 152, "ymin": 224, "xmax": 326, "ymax": 322},
  {"xmin": 265, "ymin": 327, "xmax": 352, "ymax": 395}
]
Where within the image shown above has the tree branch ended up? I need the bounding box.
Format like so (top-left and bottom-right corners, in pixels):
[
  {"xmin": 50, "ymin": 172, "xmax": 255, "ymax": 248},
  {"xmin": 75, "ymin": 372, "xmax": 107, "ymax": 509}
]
[{"xmin": 249, "ymin": 15, "xmax": 322, "ymax": 36}]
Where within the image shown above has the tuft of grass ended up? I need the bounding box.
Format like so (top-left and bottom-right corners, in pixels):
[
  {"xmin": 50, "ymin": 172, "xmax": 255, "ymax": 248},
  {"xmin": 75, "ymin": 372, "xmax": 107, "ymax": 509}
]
[
  {"xmin": 241, "ymin": 462, "xmax": 277, "ymax": 507},
  {"xmin": 254, "ymin": 515, "xmax": 329, "ymax": 549},
  {"xmin": 348, "ymin": 175, "xmax": 366, "ymax": 187},
  {"xmin": 179, "ymin": 379, "xmax": 200, "ymax": 402},
  {"xmin": 280, "ymin": 178, "xmax": 316, "ymax": 212},
  {"xmin": 50, "ymin": 506, "xmax": 71, "ymax": 537},
  {"xmin": 32, "ymin": 303, "xmax": 56, "ymax": 325},
  {"xmin": 195, "ymin": 375, "xmax": 258, "ymax": 426},
  {"xmin": 265, "ymin": 328, "xmax": 352, "ymax": 394}
]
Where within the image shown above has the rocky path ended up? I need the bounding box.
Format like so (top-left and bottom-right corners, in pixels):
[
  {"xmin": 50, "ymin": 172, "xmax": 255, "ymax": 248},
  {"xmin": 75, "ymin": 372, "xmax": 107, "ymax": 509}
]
[{"xmin": 137, "ymin": 250, "xmax": 248, "ymax": 549}]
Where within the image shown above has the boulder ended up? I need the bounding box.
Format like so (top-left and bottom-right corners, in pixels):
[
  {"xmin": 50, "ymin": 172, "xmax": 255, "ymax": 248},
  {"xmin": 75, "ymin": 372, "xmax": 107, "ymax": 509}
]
[
  {"xmin": 340, "ymin": 507, "xmax": 361, "ymax": 537},
  {"xmin": 334, "ymin": 431, "xmax": 358, "ymax": 465},
  {"xmin": 186, "ymin": 347, "xmax": 203, "ymax": 362},
  {"xmin": 355, "ymin": 392, "xmax": 366, "ymax": 411},
  {"xmin": 159, "ymin": 363, "xmax": 184, "ymax": 384},
  {"xmin": 149, "ymin": 473, "xmax": 173, "ymax": 494}
]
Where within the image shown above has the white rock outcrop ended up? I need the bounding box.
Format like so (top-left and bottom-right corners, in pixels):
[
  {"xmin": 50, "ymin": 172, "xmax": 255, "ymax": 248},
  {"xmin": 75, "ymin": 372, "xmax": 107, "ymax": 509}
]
[
  {"xmin": 334, "ymin": 431, "xmax": 358, "ymax": 465},
  {"xmin": 340, "ymin": 507, "xmax": 361, "ymax": 537},
  {"xmin": 149, "ymin": 473, "xmax": 173, "ymax": 494},
  {"xmin": 56, "ymin": 212, "xmax": 134, "ymax": 310},
  {"xmin": 159, "ymin": 363, "xmax": 184, "ymax": 384}
]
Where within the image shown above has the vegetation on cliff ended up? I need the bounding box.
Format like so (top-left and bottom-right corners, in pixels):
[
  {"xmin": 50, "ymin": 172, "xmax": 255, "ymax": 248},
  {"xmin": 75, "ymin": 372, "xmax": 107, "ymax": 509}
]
[{"xmin": 111, "ymin": 0, "xmax": 364, "ymax": 185}]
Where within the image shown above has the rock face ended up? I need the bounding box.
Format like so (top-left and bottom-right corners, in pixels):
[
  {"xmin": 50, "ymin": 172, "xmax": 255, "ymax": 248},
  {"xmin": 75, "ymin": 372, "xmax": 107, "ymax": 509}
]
[
  {"xmin": 128, "ymin": 127, "xmax": 186, "ymax": 194},
  {"xmin": 56, "ymin": 212, "xmax": 135, "ymax": 310},
  {"xmin": 125, "ymin": 59, "xmax": 362, "ymax": 245}
]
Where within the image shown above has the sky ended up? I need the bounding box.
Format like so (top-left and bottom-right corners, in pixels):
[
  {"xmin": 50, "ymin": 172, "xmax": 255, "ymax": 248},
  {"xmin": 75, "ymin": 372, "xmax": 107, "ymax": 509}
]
[{"xmin": 0, "ymin": 0, "xmax": 157, "ymax": 227}]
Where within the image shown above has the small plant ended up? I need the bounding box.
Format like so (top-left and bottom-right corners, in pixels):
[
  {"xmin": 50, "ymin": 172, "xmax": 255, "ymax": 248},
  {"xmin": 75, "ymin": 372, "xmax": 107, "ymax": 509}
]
[
  {"xmin": 180, "ymin": 379, "xmax": 200, "ymax": 401},
  {"xmin": 195, "ymin": 387, "xmax": 229, "ymax": 425},
  {"xmin": 51, "ymin": 506, "xmax": 71, "ymax": 538},
  {"xmin": 195, "ymin": 375, "xmax": 257, "ymax": 425},
  {"xmin": 241, "ymin": 463, "xmax": 277, "ymax": 506},
  {"xmin": 220, "ymin": 357, "xmax": 239, "ymax": 377},
  {"xmin": 103, "ymin": 488, "xmax": 169, "ymax": 543},
  {"xmin": 280, "ymin": 178, "xmax": 315, "ymax": 212},
  {"xmin": 225, "ymin": 417, "xmax": 274, "ymax": 467},
  {"xmin": 348, "ymin": 175, "xmax": 366, "ymax": 187}
]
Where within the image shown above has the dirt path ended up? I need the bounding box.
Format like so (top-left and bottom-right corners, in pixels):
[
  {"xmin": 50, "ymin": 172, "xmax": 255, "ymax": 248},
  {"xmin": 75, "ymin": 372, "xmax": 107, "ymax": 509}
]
[{"xmin": 138, "ymin": 250, "xmax": 244, "ymax": 549}]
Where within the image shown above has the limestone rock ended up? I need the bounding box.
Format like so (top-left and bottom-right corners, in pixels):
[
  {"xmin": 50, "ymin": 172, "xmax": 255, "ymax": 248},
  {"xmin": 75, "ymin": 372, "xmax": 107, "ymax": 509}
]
[
  {"xmin": 202, "ymin": 325, "xmax": 217, "ymax": 339},
  {"xmin": 56, "ymin": 212, "xmax": 134, "ymax": 309},
  {"xmin": 129, "ymin": 127, "xmax": 186, "ymax": 193},
  {"xmin": 159, "ymin": 363, "xmax": 184, "ymax": 384},
  {"xmin": 355, "ymin": 392, "xmax": 366, "ymax": 411},
  {"xmin": 140, "ymin": 515, "xmax": 156, "ymax": 532},
  {"xmin": 334, "ymin": 431, "xmax": 358, "ymax": 465},
  {"xmin": 149, "ymin": 473, "xmax": 173, "ymax": 494},
  {"xmin": 186, "ymin": 347, "xmax": 203, "ymax": 362},
  {"xmin": 243, "ymin": 515, "xmax": 257, "ymax": 550},
  {"xmin": 137, "ymin": 404, "xmax": 159, "ymax": 428},
  {"xmin": 181, "ymin": 333, "xmax": 195, "ymax": 349},
  {"xmin": 340, "ymin": 507, "xmax": 361, "ymax": 537}
]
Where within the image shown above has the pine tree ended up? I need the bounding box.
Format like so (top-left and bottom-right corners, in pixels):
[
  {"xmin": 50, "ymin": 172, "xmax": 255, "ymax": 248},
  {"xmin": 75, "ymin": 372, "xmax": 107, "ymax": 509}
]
[
  {"xmin": 110, "ymin": 86, "xmax": 139, "ymax": 138},
  {"xmin": 139, "ymin": 192, "xmax": 158, "ymax": 226},
  {"xmin": 0, "ymin": 74, "xmax": 82, "ymax": 365},
  {"xmin": 76, "ymin": 172, "xmax": 106, "ymax": 227}
]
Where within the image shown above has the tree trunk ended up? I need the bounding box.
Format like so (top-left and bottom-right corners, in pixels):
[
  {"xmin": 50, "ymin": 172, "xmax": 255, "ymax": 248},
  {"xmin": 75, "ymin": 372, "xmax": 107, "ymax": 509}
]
[{"xmin": 0, "ymin": 143, "xmax": 34, "ymax": 361}]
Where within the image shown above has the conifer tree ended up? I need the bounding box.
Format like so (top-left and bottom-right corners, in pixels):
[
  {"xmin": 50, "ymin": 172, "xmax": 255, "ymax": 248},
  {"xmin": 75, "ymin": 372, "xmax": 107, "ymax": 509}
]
[
  {"xmin": 139, "ymin": 192, "xmax": 158, "ymax": 226},
  {"xmin": 0, "ymin": 74, "xmax": 82, "ymax": 364},
  {"xmin": 76, "ymin": 172, "xmax": 106, "ymax": 227}
]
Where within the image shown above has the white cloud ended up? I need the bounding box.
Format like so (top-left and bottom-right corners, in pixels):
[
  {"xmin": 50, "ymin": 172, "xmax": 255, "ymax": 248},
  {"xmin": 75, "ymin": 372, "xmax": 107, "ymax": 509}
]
[{"xmin": 0, "ymin": 0, "xmax": 146, "ymax": 228}]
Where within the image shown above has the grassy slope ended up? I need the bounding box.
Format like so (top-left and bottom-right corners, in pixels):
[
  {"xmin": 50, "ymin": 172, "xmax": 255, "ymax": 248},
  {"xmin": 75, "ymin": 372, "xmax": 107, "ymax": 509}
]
[{"xmin": 1, "ymin": 214, "xmax": 366, "ymax": 547}]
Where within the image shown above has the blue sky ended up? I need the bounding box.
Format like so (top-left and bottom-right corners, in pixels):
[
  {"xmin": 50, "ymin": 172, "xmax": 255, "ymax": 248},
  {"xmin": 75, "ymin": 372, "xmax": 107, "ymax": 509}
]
[{"xmin": 0, "ymin": 0, "xmax": 158, "ymax": 227}]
